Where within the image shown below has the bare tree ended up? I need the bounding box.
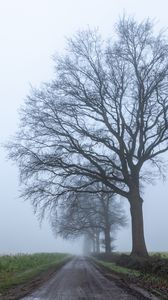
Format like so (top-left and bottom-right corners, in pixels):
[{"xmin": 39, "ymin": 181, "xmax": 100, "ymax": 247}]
[
  {"xmin": 51, "ymin": 194, "xmax": 102, "ymax": 253},
  {"xmin": 51, "ymin": 186, "xmax": 126, "ymax": 253},
  {"xmin": 7, "ymin": 17, "xmax": 168, "ymax": 256}
]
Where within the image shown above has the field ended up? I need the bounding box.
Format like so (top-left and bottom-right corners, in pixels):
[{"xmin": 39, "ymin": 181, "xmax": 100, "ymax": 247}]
[{"xmin": 0, "ymin": 252, "xmax": 70, "ymax": 294}]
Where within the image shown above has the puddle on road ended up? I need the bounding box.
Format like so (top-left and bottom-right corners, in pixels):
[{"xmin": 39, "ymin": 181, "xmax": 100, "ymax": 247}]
[
  {"xmin": 22, "ymin": 296, "xmax": 62, "ymax": 300},
  {"xmin": 22, "ymin": 298, "xmax": 41, "ymax": 300},
  {"xmin": 21, "ymin": 297, "xmax": 41, "ymax": 300}
]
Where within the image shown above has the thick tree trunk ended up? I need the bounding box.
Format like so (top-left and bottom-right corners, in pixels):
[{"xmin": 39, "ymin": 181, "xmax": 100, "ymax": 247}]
[{"xmin": 129, "ymin": 190, "xmax": 148, "ymax": 257}]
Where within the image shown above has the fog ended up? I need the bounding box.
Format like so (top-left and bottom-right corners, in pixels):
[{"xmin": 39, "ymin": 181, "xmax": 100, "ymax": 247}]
[{"xmin": 0, "ymin": 0, "xmax": 168, "ymax": 254}]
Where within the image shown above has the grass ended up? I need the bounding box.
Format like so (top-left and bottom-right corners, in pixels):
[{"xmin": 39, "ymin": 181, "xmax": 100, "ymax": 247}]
[
  {"xmin": 150, "ymin": 252, "xmax": 168, "ymax": 259},
  {"xmin": 0, "ymin": 252, "xmax": 70, "ymax": 293},
  {"xmin": 93, "ymin": 258, "xmax": 140, "ymax": 277},
  {"xmin": 115, "ymin": 251, "xmax": 168, "ymax": 259},
  {"xmin": 93, "ymin": 256, "xmax": 168, "ymax": 299}
]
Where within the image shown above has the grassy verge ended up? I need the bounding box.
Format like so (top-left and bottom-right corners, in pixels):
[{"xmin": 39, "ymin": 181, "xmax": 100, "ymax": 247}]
[
  {"xmin": 93, "ymin": 258, "xmax": 168, "ymax": 299},
  {"xmin": 94, "ymin": 259, "xmax": 140, "ymax": 277},
  {"xmin": 0, "ymin": 252, "xmax": 70, "ymax": 293},
  {"xmin": 150, "ymin": 252, "xmax": 168, "ymax": 259}
]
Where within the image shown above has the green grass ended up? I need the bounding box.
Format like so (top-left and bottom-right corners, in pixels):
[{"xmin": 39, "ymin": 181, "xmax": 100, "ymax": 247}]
[
  {"xmin": 149, "ymin": 252, "xmax": 168, "ymax": 259},
  {"xmin": 0, "ymin": 253, "xmax": 70, "ymax": 293},
  {"xmin": 114, "ymin": 251, "xmax": 168, "ymax": 259},
  {"xmin": 93, "ymin": 258, "xmax": 140, "ymax": 277},
  {"xmin": 93, "ymin": 257, "xmax": 168, "ymax": 299}
]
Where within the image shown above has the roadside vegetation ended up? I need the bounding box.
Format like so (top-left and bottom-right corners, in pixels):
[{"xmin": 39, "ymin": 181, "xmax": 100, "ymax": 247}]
[
  {"xmin": 93, "ymin": 252, "xmax": 168, "ymax": 299},
  {"xmin": 0, "ymin": 253, "xmax": 70, "ymax": 294}
]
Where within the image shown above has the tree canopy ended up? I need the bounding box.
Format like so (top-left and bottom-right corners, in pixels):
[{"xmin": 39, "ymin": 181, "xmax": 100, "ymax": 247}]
[{"xmin": 7, "ymin": 16, "xmax": 168, "ymax": 256}]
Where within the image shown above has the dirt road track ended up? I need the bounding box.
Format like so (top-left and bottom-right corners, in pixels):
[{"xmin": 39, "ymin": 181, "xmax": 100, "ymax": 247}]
[{"xmin": 22, "ymin": 257, "xmax": 154, "ymax": 300}]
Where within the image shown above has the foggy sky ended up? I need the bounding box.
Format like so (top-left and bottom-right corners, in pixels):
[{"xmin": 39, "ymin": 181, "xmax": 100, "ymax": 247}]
[{"xmin": 0, "ymin": 0, "xmax": 168, "ymax": 254}]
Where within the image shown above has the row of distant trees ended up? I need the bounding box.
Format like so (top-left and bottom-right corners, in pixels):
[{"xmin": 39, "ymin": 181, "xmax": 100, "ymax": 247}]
[
  {"xmin": 51, "ymin": 182, "xmax": 126, "ymax": 253},
  {"xmin": 7, "ymin": 16, "xmax": 168, "ymax": 257}
]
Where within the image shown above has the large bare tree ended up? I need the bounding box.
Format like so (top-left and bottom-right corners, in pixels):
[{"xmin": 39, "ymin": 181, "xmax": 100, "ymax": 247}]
[{"xmin": 8, "ymin": 17, "xmax": 168, "ymax": 256}]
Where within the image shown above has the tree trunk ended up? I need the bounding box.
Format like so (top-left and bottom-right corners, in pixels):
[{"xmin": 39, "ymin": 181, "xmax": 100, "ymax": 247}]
[
  {"xmin": 129, "ymin": 190, "xmax": 148, "ymax": 257},
  {"xmin": 95, "ymin": 231, "xmax": 100, "ymax": 253},
  {"xmin": 101, "ymin": 194, "xmax": 111, "ymax": 253},
  {"xmin": 104, "ymin": 227, "xmax": 111, "ymax": 253},
  {"xmin": 92, "ymin": 236, "xmax": 96, "ymax": 253}
]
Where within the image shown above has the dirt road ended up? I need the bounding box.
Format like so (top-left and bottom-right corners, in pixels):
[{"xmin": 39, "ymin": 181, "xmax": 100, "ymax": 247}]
[{"xmin": 21, "ymin": 257, "xmax": 151, "ymax": 300}]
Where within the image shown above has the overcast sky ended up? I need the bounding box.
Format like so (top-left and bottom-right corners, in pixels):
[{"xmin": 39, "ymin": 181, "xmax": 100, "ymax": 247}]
[{"xmin": 0, "ymin": 0, "xmax": 168, "ymax": 254}]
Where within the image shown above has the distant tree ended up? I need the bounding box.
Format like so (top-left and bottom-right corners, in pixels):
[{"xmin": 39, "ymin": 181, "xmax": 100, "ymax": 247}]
[
  {"xmin": 7, "ymin": 16, "xmax": 168, "ymax": 256},
  {"xmin": 51, "ymin": 185, "xmax": 126, "ymax": 253},
  {"xmin": 52, "ymin": 198, "xmax": 102, "ymax": 253}
]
